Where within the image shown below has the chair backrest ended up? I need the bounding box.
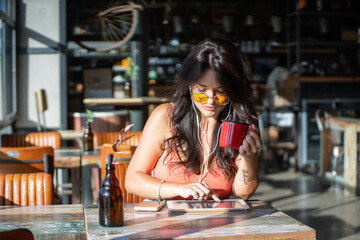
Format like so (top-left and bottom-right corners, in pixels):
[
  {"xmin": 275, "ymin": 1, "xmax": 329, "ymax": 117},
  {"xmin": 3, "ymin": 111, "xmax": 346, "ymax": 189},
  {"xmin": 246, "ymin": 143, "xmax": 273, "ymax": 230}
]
[
  {"xmin": 0, "ymin": 172, "xmax": 54, "ymax": 206},
  {"xmin": 1, "ymin": 131, "xmax": 61, "ymax": 149},
  {"xmin": 0, "ymin": 146, "xmax": 54, "ymax": 175},
  {"xmin": 100, "ymin": 144, "xmax": 143, "ymax": 203},
  {"xmin": 1, "ymin": 133, "xmax": 27, "ymax": 147},
  {"xmin": 35, "ymin": 89, "xmax": 48, "ymax": 131},
  {"xmin": 94, "ymin": 131, "xmax": 142, "ymax": 148},
  {"xmin": 0, "ymin": 229, "xmax": 34, "ymax": 240}
]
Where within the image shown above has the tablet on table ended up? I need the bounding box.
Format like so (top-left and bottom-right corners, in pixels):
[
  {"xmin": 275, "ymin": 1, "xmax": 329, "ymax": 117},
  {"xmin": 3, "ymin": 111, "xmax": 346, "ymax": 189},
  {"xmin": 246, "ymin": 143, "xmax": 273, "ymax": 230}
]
[{"xmin": 166, "ymin": 199, "xmax": 249, "ymax": 213}]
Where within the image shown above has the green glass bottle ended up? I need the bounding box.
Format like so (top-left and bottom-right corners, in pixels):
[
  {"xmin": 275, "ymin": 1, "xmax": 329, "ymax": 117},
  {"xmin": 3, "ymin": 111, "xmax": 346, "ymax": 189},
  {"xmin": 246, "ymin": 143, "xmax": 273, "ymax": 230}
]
[{"xmin": 83, "ymin": 121, "xmax": 94, "ymax": 151}]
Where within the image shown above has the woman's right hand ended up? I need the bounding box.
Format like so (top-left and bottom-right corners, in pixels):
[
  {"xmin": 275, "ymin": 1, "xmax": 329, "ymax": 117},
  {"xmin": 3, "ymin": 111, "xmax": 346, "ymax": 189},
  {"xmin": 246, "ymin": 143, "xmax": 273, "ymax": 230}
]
[{"xmin": 178, "ymin": 182, "xmax": 220, "ymax": 201}]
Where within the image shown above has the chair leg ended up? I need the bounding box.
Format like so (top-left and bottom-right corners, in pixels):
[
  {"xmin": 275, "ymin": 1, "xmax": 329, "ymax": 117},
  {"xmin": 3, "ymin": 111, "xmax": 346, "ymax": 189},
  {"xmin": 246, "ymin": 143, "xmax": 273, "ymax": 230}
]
[{"xmin": 43, "ymin": 154, "xmax": 53, "ymax": 176}]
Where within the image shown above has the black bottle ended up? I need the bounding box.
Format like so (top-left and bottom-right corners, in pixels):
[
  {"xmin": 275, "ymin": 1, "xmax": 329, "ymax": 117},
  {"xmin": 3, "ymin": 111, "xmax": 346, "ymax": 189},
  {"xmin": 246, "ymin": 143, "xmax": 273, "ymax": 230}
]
[
  {"xmin": 83, "ymin": 121, "xmax": 94, "ymax": 151},
  {"xmin": 99, "ymin": 154, "xmax": 124, "ymax": 227}
]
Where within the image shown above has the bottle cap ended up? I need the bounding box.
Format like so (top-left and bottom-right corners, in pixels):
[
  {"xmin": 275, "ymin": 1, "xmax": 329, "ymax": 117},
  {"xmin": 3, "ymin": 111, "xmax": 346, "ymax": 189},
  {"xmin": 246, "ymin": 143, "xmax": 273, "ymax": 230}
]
[{"xmin": 106, "ymin": 153, "xmax": 113, "ymax": 164}]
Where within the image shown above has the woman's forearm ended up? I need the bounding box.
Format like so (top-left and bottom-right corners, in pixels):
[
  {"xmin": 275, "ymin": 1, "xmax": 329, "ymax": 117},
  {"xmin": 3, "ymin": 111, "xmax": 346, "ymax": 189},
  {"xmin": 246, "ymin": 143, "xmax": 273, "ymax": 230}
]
[
  {"xmin": 232, "ymin": 153, "xmax": 259, "ymax": 200},
  {"xmin": 125, "ymin": 172, "xmax": 180, "ymax": 200},
  {"xmin": 126, "ymin": 171, "xmax": 220, "ymax": 200}
]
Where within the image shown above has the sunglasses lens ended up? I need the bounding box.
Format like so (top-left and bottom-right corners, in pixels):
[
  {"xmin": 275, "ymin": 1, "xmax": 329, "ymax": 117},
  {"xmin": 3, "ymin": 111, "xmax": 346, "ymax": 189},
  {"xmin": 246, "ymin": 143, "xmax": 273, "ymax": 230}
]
[
  {"xmin": 215, "ymin": 96, "xmax": 230, "ymax": 105},
  {"xmin": 193, "ymin": 93, "xmax": 208, "ymax": 103},
  {"xmin": 193, "ymin": 93, "xmax": 230, "ymax": 105}
]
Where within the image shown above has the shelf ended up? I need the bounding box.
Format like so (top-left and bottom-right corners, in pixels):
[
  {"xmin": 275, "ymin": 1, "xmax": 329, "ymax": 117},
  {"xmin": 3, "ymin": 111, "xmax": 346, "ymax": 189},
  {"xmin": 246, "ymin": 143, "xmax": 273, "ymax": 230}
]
[
  {"xmin": 149, "ymin": 49, "xmax": 287, "ymax": 61},
  {"xmin": 299, "ymin": 76, "xmax": 360, "ymax": 82},
  {"xmin": 149, "ymin": 85, "xmax": 175, "ymax": 90},
  {"xmin": 268, "ymin": 48, "xmax": 287, "ymax": 54},
  {"xmin": 246, "ymin": 51, "xmax": 287, "ymax": 56},
  {"xmin": 287, "ymin": 42, "xmax": 358, "ymax": 47},
  {"xmin": 149, "ymin": 23, "xmax": 273, "ymax": 31},
  {"xmin": 267, "ymin": 141, "xmax": 297, "ymax": 150},
  {"xmin": 112, "ymin": 66, "xmax": 127, "ymax": 72},
  {"xmin": 262, "ymin": 105, "xmax": 301, "ymax": 112},
  {"xmin": 150, "ymin": 25, "xmax": 223, "ymax": 31},
  {"xmin": 288, "ymin": 11, "xmax": 360, "ymax": 18},
  {"xmin": 288, "ymin": 48, "xmax": 337, "ymax": 54},
  {"xmin": 69, "ymin": 34, "xmax": 143, "ymax": 42},
  {"xmin": 149, "ymin": 53, "xmax": 188, "ymax": 58},
  {"xmin": 70, "ymin": 52, "xmax": 130, "ymax": 59},
  {"xmin": 68, "ymin": 92, "xmax": 83, "ymax": 97}
]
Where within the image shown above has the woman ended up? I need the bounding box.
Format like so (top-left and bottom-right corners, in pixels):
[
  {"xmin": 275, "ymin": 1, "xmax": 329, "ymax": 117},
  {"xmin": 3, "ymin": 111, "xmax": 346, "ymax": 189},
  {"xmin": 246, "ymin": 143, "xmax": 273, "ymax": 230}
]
[{"xmin": 125, "ymin": 38, "xmax": 261, "ymax": 201}]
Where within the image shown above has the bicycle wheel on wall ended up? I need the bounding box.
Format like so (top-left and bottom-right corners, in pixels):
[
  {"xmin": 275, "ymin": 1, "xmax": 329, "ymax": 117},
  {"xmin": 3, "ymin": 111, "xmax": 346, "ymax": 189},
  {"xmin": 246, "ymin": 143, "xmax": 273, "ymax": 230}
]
[{"xmin": 76, "ymin": 1, "xmax": 143, "ymax": 52}]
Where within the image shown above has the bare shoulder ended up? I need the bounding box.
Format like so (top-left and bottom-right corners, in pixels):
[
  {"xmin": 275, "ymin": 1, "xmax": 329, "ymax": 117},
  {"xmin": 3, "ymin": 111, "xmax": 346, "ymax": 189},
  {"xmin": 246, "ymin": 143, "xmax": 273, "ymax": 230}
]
[
  {"xmin": 128, "ymin": 103, "xmax": 173, "ymax": 175},
  {"xmin": 142, "ymin": 103, "xmax": 173, "ymax": 138},
  {"xmin": 148, "ymin": 103, "xmax": 172, "ymax": 124},
  {"xmin": 151, "ymin": 103, "xmax": 172, "ymax": 117}
]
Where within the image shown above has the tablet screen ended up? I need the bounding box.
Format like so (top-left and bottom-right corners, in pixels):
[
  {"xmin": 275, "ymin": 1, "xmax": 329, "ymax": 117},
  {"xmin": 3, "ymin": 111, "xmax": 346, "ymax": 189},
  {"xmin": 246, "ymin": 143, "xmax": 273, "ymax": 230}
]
[{"xmin": 167, "ymin": 199, "xmax": 249, "ymax": 213}]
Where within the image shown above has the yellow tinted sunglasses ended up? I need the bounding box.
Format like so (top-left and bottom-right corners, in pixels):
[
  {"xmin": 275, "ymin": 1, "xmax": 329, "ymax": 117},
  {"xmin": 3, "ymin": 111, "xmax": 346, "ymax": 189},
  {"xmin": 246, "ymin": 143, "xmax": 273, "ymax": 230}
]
[{"xmin": 192, "ymin": 92, "xmax": 230, "ymax": 105}]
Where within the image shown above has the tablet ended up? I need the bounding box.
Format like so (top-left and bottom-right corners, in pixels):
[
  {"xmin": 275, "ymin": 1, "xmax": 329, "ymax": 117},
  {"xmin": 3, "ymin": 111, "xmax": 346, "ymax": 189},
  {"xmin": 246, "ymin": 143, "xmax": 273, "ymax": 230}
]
[{"xmin": 166, "ymin": 199, "xmax": 249, "ymax": 213}]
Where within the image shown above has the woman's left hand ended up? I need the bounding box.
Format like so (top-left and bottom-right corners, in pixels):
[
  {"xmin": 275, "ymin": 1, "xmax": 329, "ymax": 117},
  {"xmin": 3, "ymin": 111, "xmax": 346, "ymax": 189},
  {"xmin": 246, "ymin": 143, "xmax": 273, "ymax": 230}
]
[{"xmin": 239, "ymin": 124, "xmax": 262, "ymax": 157}]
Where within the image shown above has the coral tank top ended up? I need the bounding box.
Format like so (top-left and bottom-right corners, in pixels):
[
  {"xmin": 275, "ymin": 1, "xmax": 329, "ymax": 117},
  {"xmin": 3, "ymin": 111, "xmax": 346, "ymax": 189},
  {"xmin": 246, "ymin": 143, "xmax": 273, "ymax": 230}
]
[{"xmin": 152, "ymin": 151, "xmax": 234, "ymax": 200}]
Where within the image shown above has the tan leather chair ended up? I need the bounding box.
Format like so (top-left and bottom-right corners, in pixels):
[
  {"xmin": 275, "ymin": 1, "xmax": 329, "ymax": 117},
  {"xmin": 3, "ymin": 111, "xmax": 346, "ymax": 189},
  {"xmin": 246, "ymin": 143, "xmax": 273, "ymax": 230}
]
[
  {"xmin": 0, "ymin": 172, "xmax": 54, "ymax": 206},
  {"xmin": 0, "ymin": 146, "xmax": 54, "ymax": 175},
  {"xmin": 94, "ymin": 131, "xmax": 142, "ymax": 148},
  {"xmin": 100, "ymin": 144, "xmax": 143, "ymax": 203},
  {"xmin": 1, "ymin": 131, "xmax": 61, "ymax": 149}
]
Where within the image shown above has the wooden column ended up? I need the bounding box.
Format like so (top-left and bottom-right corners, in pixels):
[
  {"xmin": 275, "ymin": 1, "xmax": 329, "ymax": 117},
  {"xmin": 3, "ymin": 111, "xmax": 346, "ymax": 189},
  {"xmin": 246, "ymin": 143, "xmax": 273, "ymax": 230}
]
[
  {"xmin": 320, "ymin": 128, "xmax": 332, "ymax": 175},
  {"xmin": 344, "ymin": 123, "xmax": 358, "ymax": 197},
  {"xmin": 327, "ymin": 117, "xmax": 360, "ymax": 197}
]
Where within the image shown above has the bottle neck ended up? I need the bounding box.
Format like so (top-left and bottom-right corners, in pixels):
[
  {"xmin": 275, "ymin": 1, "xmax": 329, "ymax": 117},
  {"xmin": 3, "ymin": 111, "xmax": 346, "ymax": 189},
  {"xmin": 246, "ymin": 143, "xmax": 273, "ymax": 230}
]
[
  {"xmin": 102, "ymin": 163, "xmax": 116, "ymax": 187},
  {"xmin": 85, "ymin": 121, "xmax": 93, "ymax": 134},
  {"xmin": 106, "ymin": 162, "xmax": 115, "ymax": 171}
]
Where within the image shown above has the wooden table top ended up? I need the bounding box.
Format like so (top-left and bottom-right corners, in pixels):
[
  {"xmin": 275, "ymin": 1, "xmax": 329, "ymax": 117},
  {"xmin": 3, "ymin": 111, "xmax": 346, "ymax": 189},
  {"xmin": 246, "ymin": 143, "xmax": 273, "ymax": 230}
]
[
  {"xmin": 54, "ymin": 149, "xmax": 82, "ymax": 168},
  {"xmin": 0, "ymin": 204, "xmax": 85, "ymax": 239},
  {"xmin": 54, "ymin": 148, "xmax": 103, "ymax": 167},
  {"xmin": 85, "ymin": 200, "xmax": 316, "ymax": 240},
  {"xmin": 327, "ymin": 116, "xmax": 360, "ymax": 131}
]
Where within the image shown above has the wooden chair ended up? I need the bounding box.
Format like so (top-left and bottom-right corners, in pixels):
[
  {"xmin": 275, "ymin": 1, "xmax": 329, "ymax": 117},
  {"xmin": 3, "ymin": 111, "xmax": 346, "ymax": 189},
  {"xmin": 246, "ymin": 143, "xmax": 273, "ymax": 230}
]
[
  {"xmin": 0, "ymin": 229, "xmax": 34, "ymax": 240},
  {"xmin": 94, "ymin": 131, "xmax": 142, "ymax": 149},
  {"xmin": 0, "ymin": 134, "xmax": 66, "ymax": 202},
  {"xmin": 0, "ymin": 146, "xmax": 54, "ymax": 176},
  {"xmin": 100, "ymin": 144, "xmax": 143, "ymax": 203},
  {"xmin": 1, "ymin": 131, "xmax": 61, "ymax": 149},
  {"xmin": 315, "ymin": 108, "xmax": 356, "ymax": 175},
  {"xmin": 0, "ymin": 172, "xmax": 54, "ymax": 206},
  {"xmin": 35, "ymin": 89, "xmax": 48, "ymax": 132}
]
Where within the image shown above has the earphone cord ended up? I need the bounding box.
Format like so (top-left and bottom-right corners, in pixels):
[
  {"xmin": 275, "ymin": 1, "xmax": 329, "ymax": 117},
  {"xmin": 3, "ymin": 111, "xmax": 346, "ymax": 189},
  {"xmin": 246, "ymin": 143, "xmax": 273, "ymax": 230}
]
[{"xmin": 191, "ymin": 99, "xmax": 231, "ymax": 182}]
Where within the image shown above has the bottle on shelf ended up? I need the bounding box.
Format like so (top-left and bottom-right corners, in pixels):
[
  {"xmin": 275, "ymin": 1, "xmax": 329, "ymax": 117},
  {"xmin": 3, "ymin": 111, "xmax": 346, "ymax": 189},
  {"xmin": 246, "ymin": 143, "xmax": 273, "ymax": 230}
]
[
  {"xmin": 83, "ymin": 121, "xmax": 94, "ymax": 151},
  {"xmin": 124, "ymin": 78, "xmax": 132, "ymax": 98},
  {"xmin": 99, "ymin": 153, "xmax": 124, "ymax": 227},
  {"xmin": 148, "ymin": 67, "xmax": 158, "ymax": 85},
  {"xmin": 113, "ymin": 75, "xmax": 126, "ymax": 98}
]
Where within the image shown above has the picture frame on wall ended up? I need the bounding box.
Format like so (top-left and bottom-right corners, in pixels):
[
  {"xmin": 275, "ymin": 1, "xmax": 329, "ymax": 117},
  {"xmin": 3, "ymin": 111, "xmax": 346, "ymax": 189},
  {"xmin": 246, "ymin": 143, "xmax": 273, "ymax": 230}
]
[{"xmin": 83, "ymin": 67, "xmax": 113, "ymax": 98}]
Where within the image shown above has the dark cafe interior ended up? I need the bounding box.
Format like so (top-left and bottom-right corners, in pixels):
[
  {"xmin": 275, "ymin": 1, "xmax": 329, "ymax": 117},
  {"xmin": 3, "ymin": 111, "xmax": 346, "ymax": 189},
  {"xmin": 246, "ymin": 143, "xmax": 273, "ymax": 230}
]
[{"xmin": 0, "ymin": 0, "xmax": 360, "ymax": 239}]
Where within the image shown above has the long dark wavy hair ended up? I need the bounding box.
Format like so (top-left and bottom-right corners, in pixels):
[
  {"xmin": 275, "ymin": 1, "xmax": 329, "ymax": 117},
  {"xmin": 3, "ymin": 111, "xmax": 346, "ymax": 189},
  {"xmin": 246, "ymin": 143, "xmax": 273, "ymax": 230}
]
[{"xmin": 162, "ymin": 38, "xmax": 258, "ymax": 182}]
